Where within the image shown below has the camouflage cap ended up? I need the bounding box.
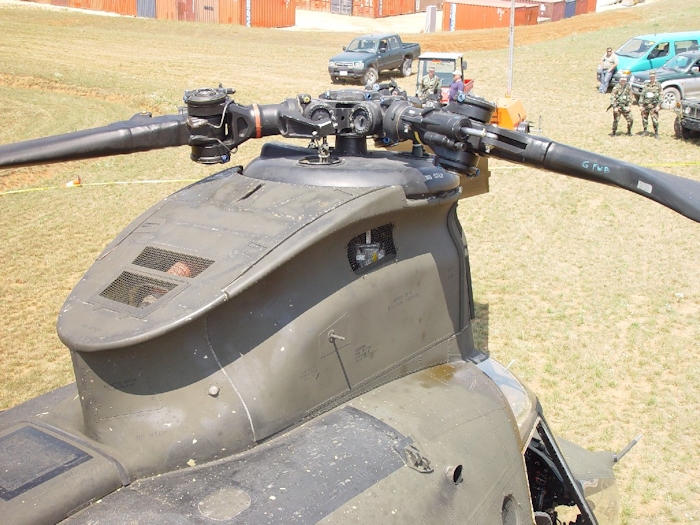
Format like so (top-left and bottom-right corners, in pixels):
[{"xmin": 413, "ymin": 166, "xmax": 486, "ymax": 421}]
[{"xmin": 649, "ymin": 70, "xmax": 657, "ymax": 76}]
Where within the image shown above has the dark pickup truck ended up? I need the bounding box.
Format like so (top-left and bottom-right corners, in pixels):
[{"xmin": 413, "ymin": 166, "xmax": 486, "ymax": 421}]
[{"xmin": 328, "ymin": 34, "xmax": 421, "ymax": 86}]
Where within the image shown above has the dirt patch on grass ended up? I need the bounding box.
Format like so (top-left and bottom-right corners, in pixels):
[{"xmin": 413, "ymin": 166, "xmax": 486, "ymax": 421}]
[{"xmin": 414, "ymin": 9, "xmax": 644, "ymax": 52}]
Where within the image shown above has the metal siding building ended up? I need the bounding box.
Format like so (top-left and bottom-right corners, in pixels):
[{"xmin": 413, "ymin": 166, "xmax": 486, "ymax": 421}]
[
  {"xmin": 195, "ymin": 0, "xmax": 219, "ymax": 22},
  {"xmin": 137, "ymin": 0, "xmax": 156, "ymax": 17},
  {"xmin": 219, "ymin": 0, "xmax": 242, "ymax": 24},
  {"xmin": 442, "ymin": 0, "xmax": 539, "ymax": 31},
  {"xmin": 575, "ymin": 0, "xmax": 596, "ymax": 15},
  {"xmin": 564, "ymin": 0, "xmax": 576, "ymax": 18},
  {"xmin": 517, "ymin": 0, "xmax": 565, "ymax": 22}
]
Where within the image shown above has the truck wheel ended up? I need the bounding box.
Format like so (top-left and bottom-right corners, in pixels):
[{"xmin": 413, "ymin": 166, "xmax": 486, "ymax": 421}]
[
  {"xmin": 661, "ymin": 87, "xmax": 681, "ymax": 110},
  {"xmin": 401, "ymin": 58, "xmax": 412, "ymax": 77},
  {"xmin": 330, "ymin": 76, "xmax": 340, "ymax": 84},
  {"xmin": 362, "ymin": 67, "xmax": 378, "ymax": 86}
]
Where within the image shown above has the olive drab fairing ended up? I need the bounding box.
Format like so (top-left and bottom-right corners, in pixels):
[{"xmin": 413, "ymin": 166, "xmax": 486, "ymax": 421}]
[{"xmin": 1, "ymin": 84, "xmax": 699, "ymax": 525}]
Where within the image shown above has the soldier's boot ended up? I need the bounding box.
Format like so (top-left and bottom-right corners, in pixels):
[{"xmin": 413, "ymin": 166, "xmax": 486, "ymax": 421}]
[
  {"xmin": 641, "ymin": 126, "xmax": 648, "ymax": 136},
  {"xmin": 654, "ymin": 126, "xmax": 660, "ymax": 140},
  {"xmin": 627, "ymin": 124, "xmax": 633, "ymax": 136},
  {"xmin": 610, "ymin": 126, "xmax": 617, "ymax": 137}
]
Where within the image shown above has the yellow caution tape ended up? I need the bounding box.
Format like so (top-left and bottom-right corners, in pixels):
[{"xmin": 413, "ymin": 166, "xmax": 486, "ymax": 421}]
[{"xmin": 0, "ymin": 179, "xmax": 199, "ymax": 197}]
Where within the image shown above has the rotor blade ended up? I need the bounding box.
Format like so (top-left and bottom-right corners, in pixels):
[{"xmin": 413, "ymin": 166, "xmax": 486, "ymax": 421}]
[
  {"xmin": 543, "ymin": 142, "xmax": 700, "ymax": 223},
  {"xmin": 484, "ymin": 130, "xmax": 700, "ymax": 223},
  {"xmin": 0, "ymin": 113, "xmax": 190, "ymax": 169}
]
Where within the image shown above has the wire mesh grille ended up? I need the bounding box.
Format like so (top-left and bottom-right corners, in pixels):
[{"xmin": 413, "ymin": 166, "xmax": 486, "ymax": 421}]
[
  {"xmin": 347, "ymin": 224, "xmax": 396, "ymax": 274},
  {"xmin": 99, "ymin": 271, "xmax": 178, "ymax": 308},
  {"xmin": 132, "ymin": 246, "xmax": 214, "ymax": 278}
]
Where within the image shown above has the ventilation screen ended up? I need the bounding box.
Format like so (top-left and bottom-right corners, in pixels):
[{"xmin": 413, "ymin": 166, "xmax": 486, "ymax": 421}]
[
  {"xmin": 347, "ymin": 224, "xmax": 396, "ymax": 275},
  {"xmin": 133, "ymin": 246, "xmax": 214, "ymax": 278},
  {"xmin": 100, "ymin": 271, "xmax": 178, "ymax": 308}
]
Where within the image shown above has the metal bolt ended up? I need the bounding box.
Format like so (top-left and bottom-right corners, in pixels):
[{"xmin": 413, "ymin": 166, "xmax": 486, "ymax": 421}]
[{"xmin": 208, "ymin": 385, "xmax": 220, "ymax": 397}]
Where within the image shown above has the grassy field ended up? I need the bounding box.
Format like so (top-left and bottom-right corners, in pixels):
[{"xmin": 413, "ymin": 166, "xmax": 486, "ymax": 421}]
[{"xmin": 1, "ymin": 0, "xmax": 699, "ymax": 522}]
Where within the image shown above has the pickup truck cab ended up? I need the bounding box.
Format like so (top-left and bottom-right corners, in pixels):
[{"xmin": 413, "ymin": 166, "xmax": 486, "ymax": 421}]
[
  {"xmin": 611, "ymin": 31, "xmax": 700, "ymax": 89},
  {"xmin": 630, "ymin": 51, "xmax": 700, "ymax": 109},
  {"xmin": 328, "ymin": 34, "xmax": 421, "ymax": 86}
]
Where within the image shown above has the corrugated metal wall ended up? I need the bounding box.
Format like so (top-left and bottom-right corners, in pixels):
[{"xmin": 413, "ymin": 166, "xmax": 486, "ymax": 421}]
[
  {"xmin": 352, "ymin": 0, "xmax": 372, "ymax": 16},
  {"xmin": 575, "ymin": 0, "xmax": 595, "ymax": 15},
  {"xmin": 195, "ymin": 0, "xmax": 218, "ymax": 22},
  {"xmin": 243, "ymin": 0, "xmax": 295, "ymax": 27},
  {"xmin": 375, "ymin": 0, "xmax": 415, "ymax": 17},
  {"xmin": 64, "ymin": 0, "xmax": 137, "ymax": 14},
  {"xmin": 178, "ymin": 0, "xmax": 196, "ymax": 21},
  {"xmin": 517, "ymin": 0, "xmax": 565, "ymax": 22},
  {"xmin": 219, "ymin": 0, "xmax": 242, "ymax": 23},
  {"xmin": 564, "ymin": 0, "xmax": 576, "ymax": 18},
  {"xmin": 295, "ymin": 0, "xmax": 330, "ymax": 10},
  {"xmin": 156, "ymin": 0, "xmax": 178, "ymax": 19},
  {"xmin": 442, "ymin": 1, "xmax": 538, "ymax": 31},
  {"xmin": 137, "ymin": 0, "xmax": 156, "ymax": 17}
]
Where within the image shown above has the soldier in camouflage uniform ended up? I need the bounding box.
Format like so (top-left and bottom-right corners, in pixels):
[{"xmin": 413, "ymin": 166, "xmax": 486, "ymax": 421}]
[
  {"xmin": 639, "ymin": 70, "xmax": 662, "ymax": 139},
  {"xmin": 610, "ymin": 75, "xmax": 634, "ymax": 136},
  {"xmin": 417, "ymin": 66, "xmax": 441, "ymax": 101}
]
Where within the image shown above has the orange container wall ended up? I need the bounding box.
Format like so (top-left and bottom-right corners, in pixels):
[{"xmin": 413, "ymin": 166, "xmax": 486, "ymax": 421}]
[
  {"xmin": 352, "ymin": 0, "xmax": 374, "ymax": 17},
  {"xmin": 219, "ymin": 0, "xmax": 241, "ymax": 23},
  {"xmin": 178, "ymin": 0, "xmax": 196, "ymax": 21},
  {"xmin": 51, "ymin": 0, "xmax": 69, "ymax": 6},
  {"xmin": 575, "ymin": 0, "xmax": 596, "ymax": 14},
  {"xmin": 195, "ymin": 0, "xmax": 219, "ymax": 21},
  {"xmin": 443, "ymin": 0, "xmax": 538, "ymax": 31},
  {"xmin": 243, "ymin": 0, "xmax": 295, "ymax": 27},
  {"xmin": 156, "ymin": 0, "xmax": 178, "ymax": 19},
  {"xmin": 517, "ymin": 0, "xmax": 565, "ymax": 21},
  {"xmin": 374, "ymin": 0, "xmax": 414, "ymax": 17}
]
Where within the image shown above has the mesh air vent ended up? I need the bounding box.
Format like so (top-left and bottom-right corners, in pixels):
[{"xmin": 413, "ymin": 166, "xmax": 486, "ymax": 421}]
[
  {"xmin": 133, "ymin": 246, "xmax": 214, "ymax": 278},
  {"xmin": 347, "ymin": 224, "xmax": 396, "ymax": 275},
  {"xmin": 100, "ymin": 271, "xmax": 178, "ymax": 308}
]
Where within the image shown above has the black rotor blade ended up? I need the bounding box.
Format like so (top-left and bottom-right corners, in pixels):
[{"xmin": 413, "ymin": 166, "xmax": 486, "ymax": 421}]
[
  {"xmin": 0, "ymin": 113, "xmax": 189, "ymax": 169},
  {"xmin": 543, "ymin": 142, "xmax": 700, "ymax": 223},
  {"xmin": 485, "ymin": 129, "xmax": 700, "ymax": 224}
]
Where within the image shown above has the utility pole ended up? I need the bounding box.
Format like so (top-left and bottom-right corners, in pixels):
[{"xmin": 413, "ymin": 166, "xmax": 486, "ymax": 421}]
[{"xmin": 506, "ymin": 0, "xmax": 515, "ymax": 97}]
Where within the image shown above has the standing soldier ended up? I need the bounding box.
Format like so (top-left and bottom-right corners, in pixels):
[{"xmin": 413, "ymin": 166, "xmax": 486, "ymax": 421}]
[
  {"xmin": 639, "ymin": 70, "xmax": 662, "ymax": 138},
  {"xmin": 417, "ymin": 65, "xmax": 441, "ymax": 101},
  {"xmin": 610, "ymin": 75, "xmax": 634, "ymax": 136}
]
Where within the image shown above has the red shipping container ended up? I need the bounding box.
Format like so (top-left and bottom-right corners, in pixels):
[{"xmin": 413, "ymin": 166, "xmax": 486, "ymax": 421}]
[
  {"xmin": 156, "ymin": 0, "xmax": 178, "ymax": 19},
  {"xmin": 575, "ymin": 0, "xmax": 596, "ymax": 14},
  {"xmin": 443, "ymin": 0, "xmax": 538, "ymax": 31},
  {"xmin": 219, "ymin": 0, "xmax": 242, "ymax": 23},
  {"xmin": 242, "ymin": 0, "xmax": 295, "ymax": 27},
  {"xmin": 195, "ymin": 0, "xmax": 219, "ymax": 21},
  {"xmin": 375, "ymin": 0, "xmax": 415, "ymax": 17},
  {"xmin": 517, "ymin": 0, "xmax": 565, "ymax": 22}
]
